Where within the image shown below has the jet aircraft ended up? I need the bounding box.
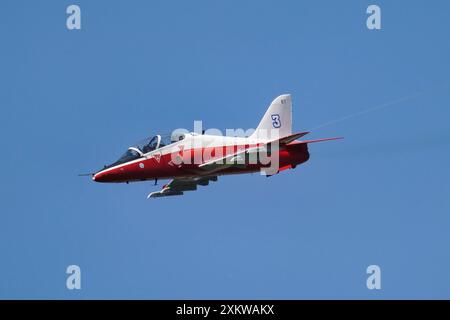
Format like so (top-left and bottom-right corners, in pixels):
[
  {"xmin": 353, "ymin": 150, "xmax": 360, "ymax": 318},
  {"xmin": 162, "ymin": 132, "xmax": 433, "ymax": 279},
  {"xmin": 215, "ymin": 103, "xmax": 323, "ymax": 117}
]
[{"xmin": 87, "ymin": 94, "xmax": 341, "ymax": 198}]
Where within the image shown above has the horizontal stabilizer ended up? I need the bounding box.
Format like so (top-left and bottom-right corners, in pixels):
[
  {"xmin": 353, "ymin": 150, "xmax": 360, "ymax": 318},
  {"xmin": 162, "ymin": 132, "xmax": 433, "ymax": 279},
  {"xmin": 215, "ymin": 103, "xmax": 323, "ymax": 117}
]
[
  {"xmin": 277, "ymin": 131, "xmax": 309, "ymax": 144},
  {"xmin": 298, "ymin": 137, "xmax": 344, "ymax": 144}
]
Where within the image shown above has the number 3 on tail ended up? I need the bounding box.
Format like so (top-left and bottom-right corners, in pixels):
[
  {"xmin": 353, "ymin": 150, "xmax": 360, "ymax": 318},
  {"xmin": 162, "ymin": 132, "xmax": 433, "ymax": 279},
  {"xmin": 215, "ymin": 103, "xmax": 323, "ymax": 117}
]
[{"xmin": 271, "ymin": 114, "xmax": 281, "ymax": 128}]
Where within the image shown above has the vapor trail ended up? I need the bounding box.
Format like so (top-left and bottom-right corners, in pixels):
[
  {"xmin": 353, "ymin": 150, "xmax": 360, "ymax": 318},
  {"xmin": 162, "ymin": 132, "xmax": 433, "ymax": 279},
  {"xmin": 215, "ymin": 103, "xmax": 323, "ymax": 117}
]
[{"xmin": 309, "ymin": 83, "xmax": 450, "ymax": 131}]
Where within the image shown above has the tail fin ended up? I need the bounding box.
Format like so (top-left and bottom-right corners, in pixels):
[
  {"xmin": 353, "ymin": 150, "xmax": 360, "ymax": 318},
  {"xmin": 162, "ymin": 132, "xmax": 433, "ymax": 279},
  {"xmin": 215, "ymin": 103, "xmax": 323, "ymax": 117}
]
[{"xmin": 250, "ymin": 94, "xmax": 292, "ymax": 140}]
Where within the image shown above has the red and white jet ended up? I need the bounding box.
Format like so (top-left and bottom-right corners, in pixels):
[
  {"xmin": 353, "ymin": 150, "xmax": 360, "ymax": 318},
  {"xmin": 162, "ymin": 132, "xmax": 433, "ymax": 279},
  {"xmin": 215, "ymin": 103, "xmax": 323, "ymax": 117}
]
[{"xmin": 89, "ymin": 94, "xmax": 341, "ymax": 198}]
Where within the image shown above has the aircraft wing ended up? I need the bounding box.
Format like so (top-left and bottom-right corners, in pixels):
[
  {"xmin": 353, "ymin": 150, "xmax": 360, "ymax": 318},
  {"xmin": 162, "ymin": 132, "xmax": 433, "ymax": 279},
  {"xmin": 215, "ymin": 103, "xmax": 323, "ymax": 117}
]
[
  {"xmin": 197, "ymin": 132, "xmax": 310, "ymax": 172},
  {"xmin": 148, "ymin": 176, "xmax": 218, "ymax": 198},
  {"xmin": 198, "ymin": 146, "xmax": 263, "ymax": 172}
]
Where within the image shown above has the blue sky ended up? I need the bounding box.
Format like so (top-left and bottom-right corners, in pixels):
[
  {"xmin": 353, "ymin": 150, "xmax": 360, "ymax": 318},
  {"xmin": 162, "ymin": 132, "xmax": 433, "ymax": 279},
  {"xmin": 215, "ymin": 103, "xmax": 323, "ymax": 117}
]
[{"xmin": 0, "ymin": 0, "xmax": 449, "ymax": 299}]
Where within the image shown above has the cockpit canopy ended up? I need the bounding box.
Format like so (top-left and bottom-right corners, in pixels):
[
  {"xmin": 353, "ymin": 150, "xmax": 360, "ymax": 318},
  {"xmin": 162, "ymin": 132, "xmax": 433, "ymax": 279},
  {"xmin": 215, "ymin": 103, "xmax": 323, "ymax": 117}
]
[{"xmin": 105, "ymin": 133, "xmax": 185, "ymax": 169}]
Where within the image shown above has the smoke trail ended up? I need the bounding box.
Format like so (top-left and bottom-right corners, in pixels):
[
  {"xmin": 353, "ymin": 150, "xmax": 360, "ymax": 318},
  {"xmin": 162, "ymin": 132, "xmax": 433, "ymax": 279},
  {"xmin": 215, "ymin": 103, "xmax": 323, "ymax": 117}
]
[{"xmin": 309, "ymin": 82, "xmax": 450, "ymax": 131}]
